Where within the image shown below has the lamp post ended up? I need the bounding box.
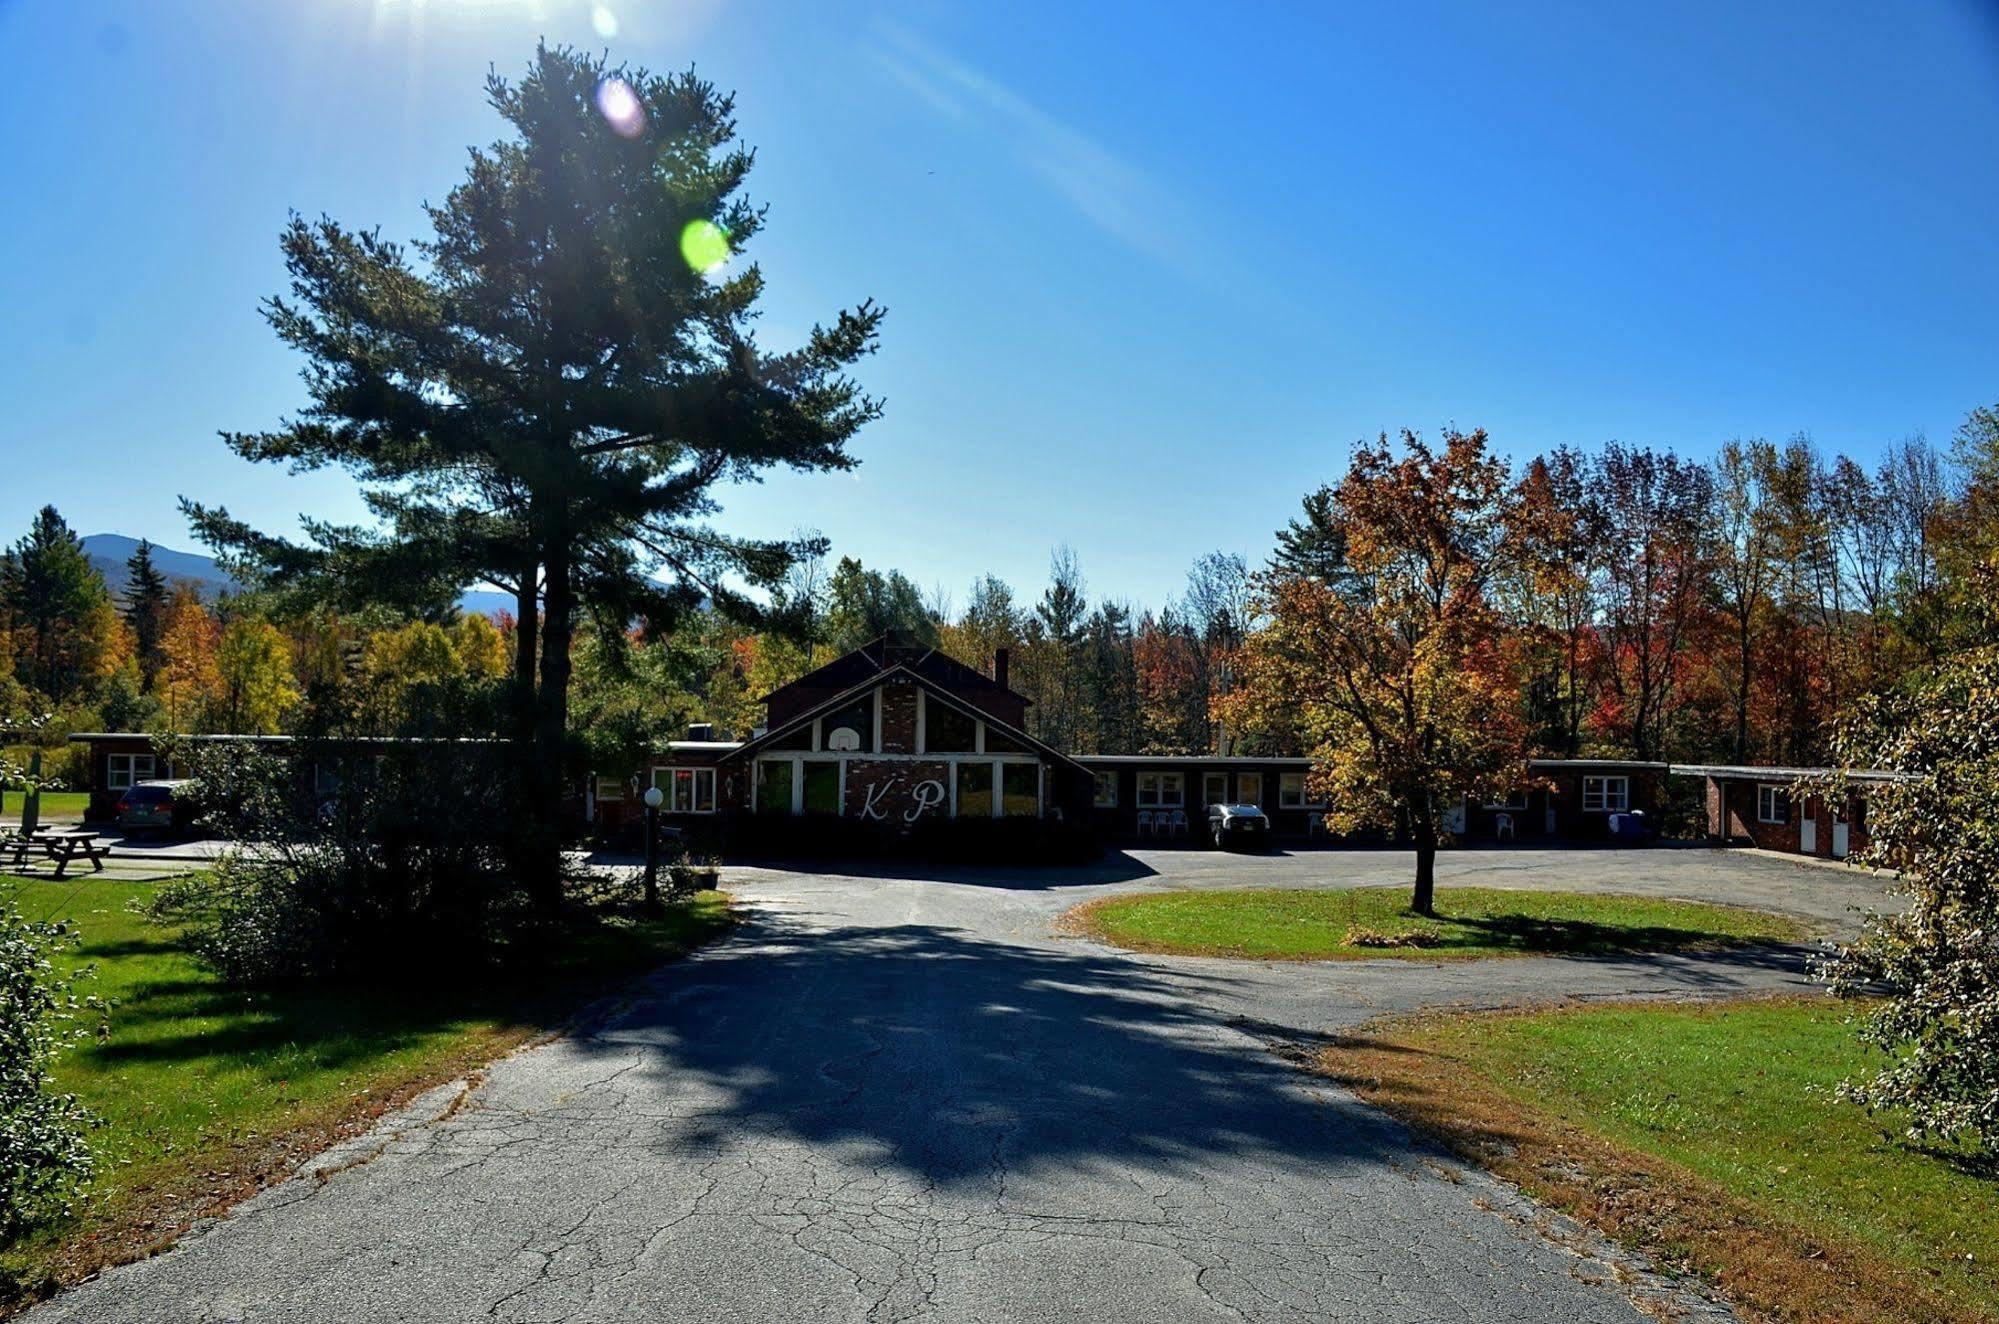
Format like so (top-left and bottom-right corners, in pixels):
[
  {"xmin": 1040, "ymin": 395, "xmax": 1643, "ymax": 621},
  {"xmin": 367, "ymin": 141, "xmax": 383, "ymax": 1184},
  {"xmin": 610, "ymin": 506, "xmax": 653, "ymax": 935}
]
[{"xmin": 642, "ymin": 784, "xmax": 665, "ymax": 915}]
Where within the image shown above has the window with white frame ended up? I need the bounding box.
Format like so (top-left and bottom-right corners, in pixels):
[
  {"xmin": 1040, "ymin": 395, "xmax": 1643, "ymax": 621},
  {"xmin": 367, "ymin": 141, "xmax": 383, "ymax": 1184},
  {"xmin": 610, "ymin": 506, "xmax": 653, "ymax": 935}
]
[
  {"xmin": 1581, "ymin": 775, "xmax": 1629, "ymax": 813},
  {"xmin": 107, "ymin": 753, "xmax": 157, "ymax": 791},
  {"xmin": 654, "ymin": 766, "xmax": 717, "ymax": 814},
  {"xmin": 1237, "ymin": 772, "xmax": 1264, "ymax": 805},
  {"xmin": 1137, "ymin": 771, "xmax": 1184, "ymax": 809},
  {"xmin": 1757, "ymin": 784, "xmax": 1789, "ymax": 824},
  {"xmin": 1279, "ymin": 772, "xmax": 1307, "ymax": 808},
  {"xmin": 1093, "ymin": 772, "xmax": 1118, "ymax": 807}
]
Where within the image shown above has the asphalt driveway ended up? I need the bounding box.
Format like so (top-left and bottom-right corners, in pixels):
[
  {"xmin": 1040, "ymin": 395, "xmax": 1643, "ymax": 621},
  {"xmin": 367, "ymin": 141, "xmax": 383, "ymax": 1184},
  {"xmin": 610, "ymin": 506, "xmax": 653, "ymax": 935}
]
[{"xmin": 33, "ymin": 847, "xmax": 1881, "ymax": 1323}]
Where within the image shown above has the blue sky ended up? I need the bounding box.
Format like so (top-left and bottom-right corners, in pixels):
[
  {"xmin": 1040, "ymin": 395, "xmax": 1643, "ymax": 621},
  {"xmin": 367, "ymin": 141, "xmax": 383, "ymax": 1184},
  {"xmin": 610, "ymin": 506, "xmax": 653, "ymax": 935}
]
[{"xmin": 3, "ymin": 0, "xmax": 1996, "ymax": 609}]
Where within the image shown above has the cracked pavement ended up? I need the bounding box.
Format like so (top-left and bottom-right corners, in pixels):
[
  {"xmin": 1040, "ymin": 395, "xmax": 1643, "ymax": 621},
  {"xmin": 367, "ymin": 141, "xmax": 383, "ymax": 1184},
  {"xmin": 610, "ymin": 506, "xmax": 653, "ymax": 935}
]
[{"xmin": 32, "ymin": 846, "xmax": 1886, "ymax": 1323}]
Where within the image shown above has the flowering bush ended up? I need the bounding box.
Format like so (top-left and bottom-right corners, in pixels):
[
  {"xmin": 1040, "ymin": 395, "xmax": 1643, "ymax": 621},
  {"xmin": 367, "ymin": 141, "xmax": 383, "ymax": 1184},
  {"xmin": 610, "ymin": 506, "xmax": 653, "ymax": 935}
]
[
  {"xmin": 0, "ymin": 895, "xmax": 102, "ymax": 1240},
  {"xmin": 1815, "ymin": 645, "xmax": 1999, "ymax": 1154}
]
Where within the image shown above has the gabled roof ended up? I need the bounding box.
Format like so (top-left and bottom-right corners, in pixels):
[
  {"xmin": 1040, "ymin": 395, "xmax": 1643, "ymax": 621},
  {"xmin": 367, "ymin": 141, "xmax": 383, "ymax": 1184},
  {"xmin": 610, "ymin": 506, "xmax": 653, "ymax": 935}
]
[
  {"xmin": 724, "ymin": 665, "xmax": 1087, "ymax": 775},
  {"xmin": 756, "ymin": 634, "xmax": 1027, "ymax": 705}
]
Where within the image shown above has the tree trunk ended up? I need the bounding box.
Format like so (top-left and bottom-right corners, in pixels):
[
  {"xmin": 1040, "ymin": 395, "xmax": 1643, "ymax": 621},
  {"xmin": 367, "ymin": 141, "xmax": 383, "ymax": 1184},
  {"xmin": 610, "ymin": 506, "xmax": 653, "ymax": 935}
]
[
  {"xmin": 1411, "ymin": 806, "xmax": 1438, "ymax": 916},
  {"xmin": 525, "ymin": 535, "xmax": 575, "ymax": 914}
]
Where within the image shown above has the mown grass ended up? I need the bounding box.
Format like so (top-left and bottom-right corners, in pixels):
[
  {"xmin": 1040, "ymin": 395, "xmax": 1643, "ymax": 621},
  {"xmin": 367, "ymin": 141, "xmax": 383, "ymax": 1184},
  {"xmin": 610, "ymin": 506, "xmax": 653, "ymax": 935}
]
[
  {"xmin": 4, "ymin": 792, "xmax": 88, "ymax": 824},
  {"xmin": 1069, "ymin": 885, "xmax": 1807, "ymax": 960},
  {"xmin": 0, "ymin": 875, "xmax": 734, "ymax": 1300},
  {"xmin": 1321, "ymin": 998, "xmax": 1999, "ymax": 1323}
]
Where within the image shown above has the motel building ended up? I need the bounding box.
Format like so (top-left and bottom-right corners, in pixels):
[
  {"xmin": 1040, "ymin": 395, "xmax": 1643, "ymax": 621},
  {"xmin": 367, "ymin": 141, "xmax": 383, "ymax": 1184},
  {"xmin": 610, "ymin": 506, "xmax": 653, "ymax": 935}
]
[
  {"xmin": 68, "ymin": 635, "xmax": 1894, "ymax": 864},
  {"xmin": 605, "ymin": 634, "xmax": 1684, "ymax": 850}
]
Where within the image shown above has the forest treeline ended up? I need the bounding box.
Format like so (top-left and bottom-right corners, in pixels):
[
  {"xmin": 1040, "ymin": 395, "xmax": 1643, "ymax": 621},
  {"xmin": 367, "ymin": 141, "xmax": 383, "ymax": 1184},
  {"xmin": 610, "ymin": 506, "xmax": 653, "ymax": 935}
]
[{"xmin": 4, "ymin": 403, "xmax": 1995, "ymax": 780}]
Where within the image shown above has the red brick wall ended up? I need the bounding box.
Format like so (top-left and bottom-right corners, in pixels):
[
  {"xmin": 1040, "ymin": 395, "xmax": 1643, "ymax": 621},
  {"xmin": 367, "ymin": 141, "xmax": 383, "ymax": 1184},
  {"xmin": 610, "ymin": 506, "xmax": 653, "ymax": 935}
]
[
  {"xmin": 843, "ymin": 759, "xmax": 952, "ymax": 824},
  {"xmin": 880, "ymin": 683, "xmax": 919, "ymax": 754}
]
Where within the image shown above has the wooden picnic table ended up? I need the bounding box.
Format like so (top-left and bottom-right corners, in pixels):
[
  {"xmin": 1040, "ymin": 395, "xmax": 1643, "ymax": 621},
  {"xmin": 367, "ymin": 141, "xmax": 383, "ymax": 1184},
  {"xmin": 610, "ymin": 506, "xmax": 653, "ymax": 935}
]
[{"xmin": 1, "ymin": 827, "xmax": 109, "ymax": 878}]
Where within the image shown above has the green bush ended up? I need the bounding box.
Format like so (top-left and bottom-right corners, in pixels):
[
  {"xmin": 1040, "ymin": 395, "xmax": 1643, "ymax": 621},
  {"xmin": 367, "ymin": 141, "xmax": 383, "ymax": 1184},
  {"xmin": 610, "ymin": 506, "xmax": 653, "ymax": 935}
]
[
  {"xmin": 1815, "ymin": 645, "xmax": 1999, "ymax": 1154},
  {"xmin": 0, "ymin": 893, "xmax": 101, "ymax": 1240},
  {"xmin": 145, "ymin": 738, "xmax": 537, "ymax": 983}
]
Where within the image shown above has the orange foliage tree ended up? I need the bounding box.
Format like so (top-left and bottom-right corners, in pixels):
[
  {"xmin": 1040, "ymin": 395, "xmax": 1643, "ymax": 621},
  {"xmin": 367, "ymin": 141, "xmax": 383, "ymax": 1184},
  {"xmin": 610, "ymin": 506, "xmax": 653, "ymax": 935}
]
[{"xmin": 1221, "ymin": 429, "xmax": 1534, "ymax": 912}]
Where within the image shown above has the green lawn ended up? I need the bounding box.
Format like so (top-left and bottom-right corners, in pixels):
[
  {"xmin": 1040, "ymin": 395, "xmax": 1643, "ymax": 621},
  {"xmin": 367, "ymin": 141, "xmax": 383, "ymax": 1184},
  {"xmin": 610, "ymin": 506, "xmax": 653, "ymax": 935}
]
[
  {"xmin": 1071, "ymin": 886, "xmax": 1807, "ymax": 960},
  {"xmin": 3, "ymin": 791, "xmax": 89, "ymax": 823},
  {"xmin": 1405, "ymin": 999, "xmax": 1998, "ymax": 1319},
  {"xmin": 0, "ymin": 875, "xmax": 734, "ymax": 1295}
]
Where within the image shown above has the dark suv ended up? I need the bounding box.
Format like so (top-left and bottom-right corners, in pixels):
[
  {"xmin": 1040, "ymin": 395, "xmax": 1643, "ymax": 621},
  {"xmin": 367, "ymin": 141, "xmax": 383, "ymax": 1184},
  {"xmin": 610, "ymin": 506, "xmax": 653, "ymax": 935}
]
[
  {"xmin": 1207, "ymin": 802, "xmax": 1270, "ymax": 850},
  {"xmin": 116, "ymin": 779, "xmax": 195, "ymax": 837}
]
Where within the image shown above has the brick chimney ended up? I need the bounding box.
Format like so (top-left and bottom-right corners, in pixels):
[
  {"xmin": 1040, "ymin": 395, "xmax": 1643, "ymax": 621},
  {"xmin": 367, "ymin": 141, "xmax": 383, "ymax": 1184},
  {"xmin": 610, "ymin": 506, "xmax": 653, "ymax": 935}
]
[{"xmin": 993, "ymin": 647, "xmax": 1011, "ymax": 691}]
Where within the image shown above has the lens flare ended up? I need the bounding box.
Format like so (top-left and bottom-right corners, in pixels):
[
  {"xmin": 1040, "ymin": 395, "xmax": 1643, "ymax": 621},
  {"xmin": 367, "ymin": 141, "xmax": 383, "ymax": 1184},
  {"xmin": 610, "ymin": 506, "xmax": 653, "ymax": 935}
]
[
  {"xmin": 595, "ymin": 76, "xmax": 645, "ymax": 138},
  {"xmin": 591, "ymin": 5, "xmax": 618, "ymax": 38},
  {"xmin": 679, "ymin": 219, "xmax": 731, "ymax": 273}
]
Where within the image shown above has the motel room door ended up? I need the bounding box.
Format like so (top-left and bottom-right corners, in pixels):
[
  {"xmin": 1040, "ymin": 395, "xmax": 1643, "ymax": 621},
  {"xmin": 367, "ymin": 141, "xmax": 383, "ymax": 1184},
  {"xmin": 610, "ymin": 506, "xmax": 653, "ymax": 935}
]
[
  {"xmin": 1800, "ymin": 803, "xmax": 1818, "ymax": 854},
  {"xmin": 1831, "ymin": 804, "xmax": 1850, "ymax": 859}
]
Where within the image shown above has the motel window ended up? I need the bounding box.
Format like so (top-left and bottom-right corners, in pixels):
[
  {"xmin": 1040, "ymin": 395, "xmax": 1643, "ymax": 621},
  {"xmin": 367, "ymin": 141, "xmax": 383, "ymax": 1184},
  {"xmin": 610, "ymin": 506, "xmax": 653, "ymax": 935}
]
[
  {"xmin": 956, "ymin": 761, "xmax": 995, "ymax": 818},
  {"xmin": 756, "ymin": 760, "xmax": 794, "ymax": 814},
  {"xmin": 1279, "ymin": 773, "xmax": 1306, "ymax": 809},
  {"xmin": 1237, "ymin": 772, "xmax": 1264, "ymax": 806},
  {"xmin": 984, "ymin": 728, "xmax": 1029, "ymax": 754},
  {"xmin": 766, "ymin": 727, "xmax": 813, "ymax": 752},
  {"xmin": 1093, "ymin": 772, "xmax": 1118, "ymax": 808},
  {"xmin": 654, "ymin": 767, "xmax": 717, "ymax": 814},
  {"xmin": 1001, "ymin": 763, "xmax": 1039, "ymax": 817},
  {"xmin": 106, "ymin": 754, "xmax": 156, "ymax": 791},
  {"xmin": 594, "ymin": 774, "xmax": 627, "ymax": 802},
  {"xmin": 924, "ymin": 701, "xmax": 977, "ymax": 753},
  {"xmin": 1137, "ymin": 772, "xmax": 1184, "ymax": 809},
  {"xmin": 1202, "ymin": 772, "xmax": 1227, "ymax": 806},
  {"xmin": 802, "ymin": 760, "xmax": 841, "ymax": 815},
  {"xmin": 1581, "ymin": 775, "xmax": 1629, "ymax": 813},
  {"xmin": 1757, "ymin": 784, "xmax": 1789, "ymax": 824}
]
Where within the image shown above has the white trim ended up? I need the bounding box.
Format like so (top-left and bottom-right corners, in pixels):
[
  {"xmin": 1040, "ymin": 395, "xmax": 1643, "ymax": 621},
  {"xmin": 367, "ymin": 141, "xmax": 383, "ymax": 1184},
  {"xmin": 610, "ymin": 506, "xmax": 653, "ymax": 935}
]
[
  {"xmin": 1137, "ymin": 771, "xmax": 1185, "ymax": 809},
  {"xmin": 1237, "ymin": 771, "xmax": 1264, "ymax": 806},
  {"xmin": 651, "ymin": 765, "xmax": 718, "ymax": 814},
  {"xmin": 106, "ymin": 753, "xmax": 158, "ymax": 792},
  {"xmin": 1202, "ymin": 771, "xmax": 1226, "ymax": 805},
  {"xmin": 910, "ymin": 690, "xmax": 921, "ymax": 754},
  {"xmin": 1581, "ymin": 775, "xmax": 1629, "ymax": 813}
]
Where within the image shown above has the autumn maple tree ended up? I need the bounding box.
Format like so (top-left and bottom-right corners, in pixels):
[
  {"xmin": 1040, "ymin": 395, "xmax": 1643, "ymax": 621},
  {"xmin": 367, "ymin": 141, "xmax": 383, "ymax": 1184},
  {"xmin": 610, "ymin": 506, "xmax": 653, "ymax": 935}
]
[{"xmin": 1223, "ymin": 429, "xmax": 1533, "ymax": 913}]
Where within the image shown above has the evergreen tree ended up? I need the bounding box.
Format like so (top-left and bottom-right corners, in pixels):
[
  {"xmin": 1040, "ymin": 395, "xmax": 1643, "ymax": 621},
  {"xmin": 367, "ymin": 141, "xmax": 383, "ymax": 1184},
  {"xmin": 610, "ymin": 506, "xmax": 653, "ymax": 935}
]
[
  {"xmin": 2, "ymin": 507, "xmax": 113, "ymax": 703},
  {"xmin": 183, "ymin": 48, "xmax": 883, "ymax": 903},
  {"xmin": 123, "ymin": 539, "xmax": 171, "ymax": 687}
]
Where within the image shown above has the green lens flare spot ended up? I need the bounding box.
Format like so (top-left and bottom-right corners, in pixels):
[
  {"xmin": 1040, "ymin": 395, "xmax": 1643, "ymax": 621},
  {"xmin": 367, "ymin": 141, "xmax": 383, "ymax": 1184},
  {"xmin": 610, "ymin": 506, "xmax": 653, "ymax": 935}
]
[{"xmin": 679, "ymin": 220, "xmax": 731, "ymax": 274}]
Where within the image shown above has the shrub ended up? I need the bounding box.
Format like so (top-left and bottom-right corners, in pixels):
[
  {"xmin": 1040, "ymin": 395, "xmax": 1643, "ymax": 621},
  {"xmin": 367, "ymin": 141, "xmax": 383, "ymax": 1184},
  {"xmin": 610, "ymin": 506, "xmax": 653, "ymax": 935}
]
[
  {"xmin": 145, "ymin": 737, "xmax": 539, "ymax": 983},
  {"xmin": 0, "ymin": 893, "xmax": 102, "ymax": 1240},
  {"xmin": 1814, "ymin": 645, "xmax": 1999, "ymax": 1154}
]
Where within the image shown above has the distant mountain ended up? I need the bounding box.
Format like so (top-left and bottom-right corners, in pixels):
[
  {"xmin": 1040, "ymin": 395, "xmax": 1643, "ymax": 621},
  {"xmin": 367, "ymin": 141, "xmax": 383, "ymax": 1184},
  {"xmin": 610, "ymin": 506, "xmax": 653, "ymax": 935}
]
[
  {"xmin": 83, "ymin": 534, "xmax": 236, "ymax": 600},
  {"xmin": 80, "ymin": 534, "xmax": 513, "ymax": 618}
]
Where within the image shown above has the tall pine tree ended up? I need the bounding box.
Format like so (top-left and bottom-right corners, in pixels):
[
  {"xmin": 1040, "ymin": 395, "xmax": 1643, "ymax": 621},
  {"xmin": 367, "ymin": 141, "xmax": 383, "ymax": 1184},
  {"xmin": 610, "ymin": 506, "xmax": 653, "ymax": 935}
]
[
  {"xmin": 185, "ymin": 48, "xmax": 883, "ymax": 904},
  {"xmin": 123, "ymin": 539, "xmax": 170, "ymax": 687},
  {"xmin": 1, "ymin": 507, "xmax": 112, "ymax": 703}
]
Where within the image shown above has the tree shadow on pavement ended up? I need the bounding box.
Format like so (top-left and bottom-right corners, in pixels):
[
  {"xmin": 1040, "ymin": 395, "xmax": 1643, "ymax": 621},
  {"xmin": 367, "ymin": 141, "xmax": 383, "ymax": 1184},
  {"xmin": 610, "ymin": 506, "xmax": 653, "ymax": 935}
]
[{"xmin": 568, "ymin": 908, "xmax": 1435, "ymax": 1188}]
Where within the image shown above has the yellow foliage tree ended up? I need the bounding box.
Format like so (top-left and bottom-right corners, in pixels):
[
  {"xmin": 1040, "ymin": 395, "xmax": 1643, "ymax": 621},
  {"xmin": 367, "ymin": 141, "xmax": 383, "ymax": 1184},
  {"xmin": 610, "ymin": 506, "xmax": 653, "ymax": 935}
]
[
  {"xmin": 158, "ymin": 587, "xmax": 221, "ymax": 731},
  {"xmin": 216, "ymin": 619, "xmax": 300, "ymax": 734},
  {"xmin": 452, "ymin": 612, "xmax": 508, "ymax": 678}
]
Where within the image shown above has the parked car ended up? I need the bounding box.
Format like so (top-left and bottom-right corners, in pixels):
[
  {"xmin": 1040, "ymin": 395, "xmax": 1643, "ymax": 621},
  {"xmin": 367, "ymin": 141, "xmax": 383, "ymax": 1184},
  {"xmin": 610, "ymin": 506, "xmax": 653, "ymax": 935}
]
[
  {"xmin": 1208, "ymin": 802, "xmax": 1270, "ymax": 850},
  {"xmin": 116, "ymin": 779, "xmax": 195, "ymax": 836}
]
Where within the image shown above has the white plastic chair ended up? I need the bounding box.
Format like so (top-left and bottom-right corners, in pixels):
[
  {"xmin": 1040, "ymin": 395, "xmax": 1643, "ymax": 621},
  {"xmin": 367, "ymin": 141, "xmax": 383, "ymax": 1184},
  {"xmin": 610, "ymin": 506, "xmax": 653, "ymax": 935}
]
[
  {"xmin": 1135, "ymin": 810, "xmax": 1154, "ymax": 838},
  {"xmin": 1167, "ymin": 809, "xmax": 1188, "ymax": 838},
  {"xmin": 1494, "ymin": 812, "xmax": 1515, "ymax": 842}
]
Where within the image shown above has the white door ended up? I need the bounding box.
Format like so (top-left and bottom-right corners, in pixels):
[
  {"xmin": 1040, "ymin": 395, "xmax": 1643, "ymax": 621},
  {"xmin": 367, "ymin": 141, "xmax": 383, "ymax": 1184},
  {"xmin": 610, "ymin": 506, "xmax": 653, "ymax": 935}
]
[
  {"xmin": 1800, "ymin": 813, "xmax": 1817, "ymax": 854},
  {"xmin": 1832, "ymin": 818, "xmax": 1849, "ymax": 859}
]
